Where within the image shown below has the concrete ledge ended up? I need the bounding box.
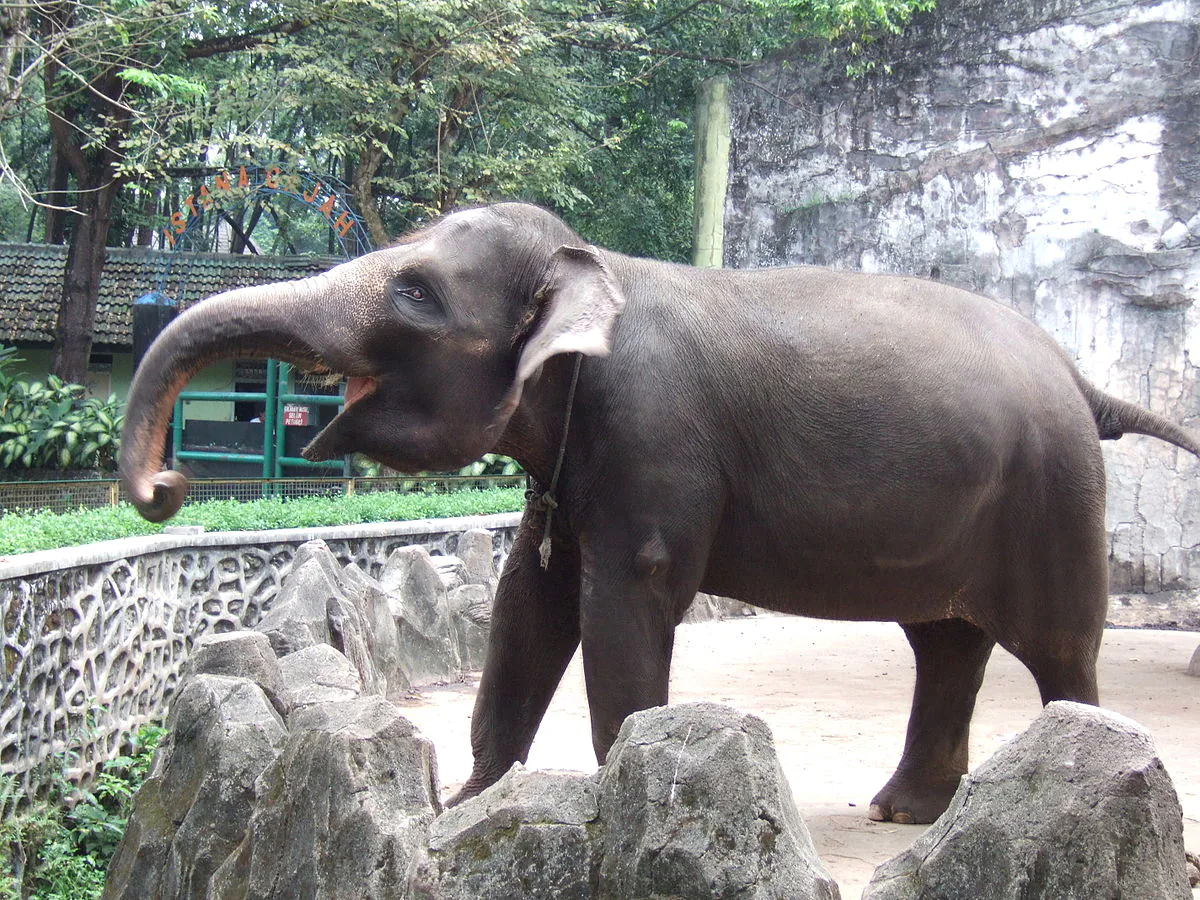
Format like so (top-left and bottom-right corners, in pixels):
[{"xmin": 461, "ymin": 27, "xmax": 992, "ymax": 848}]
[{"xmin": 0, "ymin": 512, "xmax": 525, "ymax": 580}]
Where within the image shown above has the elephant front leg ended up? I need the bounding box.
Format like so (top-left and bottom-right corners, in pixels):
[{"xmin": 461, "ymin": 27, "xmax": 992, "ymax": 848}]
[
  {"xmin": 578, "ymin": 533, "xmax": 701, "ymax": 762},
  {"xmin": 449, "ymin": 514, "xmax": 581, "ymax": 806},
  {"xmin": 869, "ymin": 617, "xmax": 995, "ymax": 824}
]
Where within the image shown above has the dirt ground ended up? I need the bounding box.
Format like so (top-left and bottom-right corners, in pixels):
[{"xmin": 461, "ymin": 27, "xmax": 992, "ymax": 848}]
[{"xmin": 399, "ymin": 615, "xmax": 1200, "ymax": 900}]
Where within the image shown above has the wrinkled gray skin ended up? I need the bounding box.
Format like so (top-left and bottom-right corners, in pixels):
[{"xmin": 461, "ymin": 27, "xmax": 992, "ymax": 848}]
[{"xmin": 120, "ymin": 203, "xmax": 1200, "ymax": 824}]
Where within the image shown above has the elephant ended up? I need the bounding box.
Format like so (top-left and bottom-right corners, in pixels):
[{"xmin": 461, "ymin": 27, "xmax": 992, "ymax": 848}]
[{"xmin": 120, "ymin": 201, "xmax": 1200, "ymax": 825}]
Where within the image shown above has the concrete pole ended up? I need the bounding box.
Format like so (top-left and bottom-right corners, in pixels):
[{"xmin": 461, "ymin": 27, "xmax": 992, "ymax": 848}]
[{"xmin": 692, "ymin": 76, "xmax": 731, "ymax": 268}]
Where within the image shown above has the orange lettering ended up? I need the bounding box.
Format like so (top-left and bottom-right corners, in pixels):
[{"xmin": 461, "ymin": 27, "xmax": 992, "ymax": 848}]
[
  {"xmin": 264, "ymin": 166, "xmax": 281, "ymax": 188},
  {"xmin": 214, "ymin": 171, "xmax": 231, "ymax": 191},
  {"xmin": 318, "ymin": 194, "xmax": 336, "ymax": 217},
  {"xmin": 183, "ymin": 195, "xmax": 198, "ymax": 216},
  {"xmin": 198, "ymin": 185, "xmax": 213, "ymax": 209},
  {"xmin": 334, "ymin": 211, "xmax": 354, "ymax": 237},
  {"xmin": 303, "ymin": 181, "xmax": 322, "ymax": 203},
  {"xmin": 170, "ymin": 211, "xmax": 187, "ymax": 234},
  {"xmin": 162, "ymin": 227, "xmax": 175, "ymax": 247},
  {"xmin": 238, "ymin": 166, "xmax": 249, "ymax": 187}
]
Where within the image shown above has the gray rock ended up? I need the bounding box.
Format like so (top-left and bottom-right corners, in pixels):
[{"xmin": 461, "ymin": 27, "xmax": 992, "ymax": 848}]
[
  {"xmin": 1188, "ymin": 643, "xmax": 1200, "ymax": 677},
  {"xmin": 683, "ymin": 592, "xmax": 756, "ymax": 624},
  {"xmin": 103, "ymin": 675, "xmax": 287, "ymax": 900},
  {"xmin": 255, "ymin": 550, "xmax": 339, "ymax": 655},
  {"xmin": 223, "ymin": 696, "xmax": 441, "ymax": 900},
  {"xmin": 863, "ymin": 701, "xmax": 1190, "ymax": 900},
  {"xmin": 596, "ymin": 702, "xmax": 840, "ymax": 900},
  {"xmin": 457, "ymin": 529, "xmax": 499, "ymax": 587},
  {"xmin": 432, "ymin": 555, "xmax": 469, "ymax": 590},
  {"xmin": 261, "ymin": 539, "xmax": 413, "ymax": 697},
  {"xmin": 447, "ymin": 584, "xmax": 492, "ymax": 670},
  {"xmin": 381, "ymin": 545, "xmax": 465, "ymax": 685},
  {"xmin": 413, "ymin": 765, "xmax": 600, "ymax": 899},
  {"xmin": 330, "ymin": 576, "xmax": 409, "ymax": 698},
  {"xmin": 188, "ymin": 631, "xmax": 291, "ymax": 717},
  {"xmin": 1187, "ymin": 211, "xmax": 1200, "ymax": 239},
  {"xmin": 1162, "ymin": 220, "xmax": 1191, "ymax": 250},
  {"xmin": 278, "ymin": 643, "xmax": 362, "ymax": 715}
]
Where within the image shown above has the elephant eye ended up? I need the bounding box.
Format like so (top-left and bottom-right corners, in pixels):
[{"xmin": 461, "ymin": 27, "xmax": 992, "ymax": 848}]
[{"xmin": 389, "ymin": 279, "xmax": 441, "ymax": 320}]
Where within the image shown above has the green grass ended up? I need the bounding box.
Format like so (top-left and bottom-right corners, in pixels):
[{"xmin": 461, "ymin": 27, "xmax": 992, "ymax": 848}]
[{"xmin": 0, "ymin": 487, "xmax": 525, "ymax": 556}]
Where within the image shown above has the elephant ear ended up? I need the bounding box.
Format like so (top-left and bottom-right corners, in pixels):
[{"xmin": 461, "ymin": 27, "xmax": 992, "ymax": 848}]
[{"xmin": 515, "ymin": 245, "xmax": 626, "ymax": 384}]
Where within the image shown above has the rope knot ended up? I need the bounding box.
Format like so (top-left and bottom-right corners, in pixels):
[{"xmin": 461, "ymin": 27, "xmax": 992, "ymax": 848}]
[{"xmin": 528, "ymin": 490, "xmax": 558, "ymax": 513}]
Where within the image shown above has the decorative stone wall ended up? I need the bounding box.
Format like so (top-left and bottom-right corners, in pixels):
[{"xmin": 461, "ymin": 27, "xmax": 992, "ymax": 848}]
[
  {"xmin": 0, "ymin": 514, "xmax": 521, "ymax": 795},
  {"xmin": 725, "ymin": 0, "xmax": 1200, "ymax": 595}
]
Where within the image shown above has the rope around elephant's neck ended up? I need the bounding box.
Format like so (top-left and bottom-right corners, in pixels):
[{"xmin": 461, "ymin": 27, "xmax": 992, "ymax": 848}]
[{"xmin": 530, "ymin": 352, "xmax": 583, "ymax": 570}]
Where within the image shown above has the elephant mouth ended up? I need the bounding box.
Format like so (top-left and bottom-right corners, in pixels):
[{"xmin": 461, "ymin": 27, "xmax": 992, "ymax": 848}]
[
  {"xmin": 300, "ymin": 375, "xmax": 379, "ymax": 462},
  {"xmin": 343, "ymin": 376, "xmax": 378, "ymax": 408}
]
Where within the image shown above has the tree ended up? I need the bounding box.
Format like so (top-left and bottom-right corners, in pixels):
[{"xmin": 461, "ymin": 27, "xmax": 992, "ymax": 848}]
[
  {"xmin": 0, "ymin": 0, "xmax": 937, "ymax": 380},
  {"xmin": 19, "ymin": 0, "xmax": 320, "ymax": 382}
]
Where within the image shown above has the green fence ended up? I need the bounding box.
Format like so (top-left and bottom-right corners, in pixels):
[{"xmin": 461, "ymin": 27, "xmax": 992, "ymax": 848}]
[
  {"xmin": 0, "ymin": 475, "xmax": 528, "ymax": 515},
  {"xmin": 173, "ymin": 360, "xmax": 347, "ymax": 477}
]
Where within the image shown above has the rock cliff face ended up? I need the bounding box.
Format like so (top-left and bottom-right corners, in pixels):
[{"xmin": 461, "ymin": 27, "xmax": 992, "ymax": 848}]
[{"xmin": 726, "ymin": 0, "xmax": 1200, "ymax": 601}]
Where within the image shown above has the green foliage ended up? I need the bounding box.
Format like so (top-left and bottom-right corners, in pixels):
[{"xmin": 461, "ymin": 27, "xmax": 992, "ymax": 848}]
[
  {"xmin": 0, "ymin": 347, "xmax": 124, "ymax": 472},
  {"xmin": 117, "ymin": 69, "xmax": 208, "ymax": 101},
  {"xmin": 0, "ymin": 487, "xmax": 526, "ymax": 554},
  {"xmin": 0, "ymin": 725, "xmax": 165, "ymax": 900}
]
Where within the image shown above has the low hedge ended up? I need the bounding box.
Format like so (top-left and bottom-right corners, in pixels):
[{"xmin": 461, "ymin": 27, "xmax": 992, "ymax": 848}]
[{"xmin": 0, "ymin": 487, "xmax": 525, "ymax": 556}]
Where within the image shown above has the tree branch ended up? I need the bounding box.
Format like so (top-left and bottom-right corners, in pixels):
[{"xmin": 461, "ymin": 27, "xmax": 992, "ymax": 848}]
[
  {"xmin": 555, "ymin": 35, "xmax": 749, "ymax": 68},
  {"xmin": 183, "ymin": 18, "xmax": 311, "ymax": 60},
  {"xmin": 645, "ymin": 0, "xmax": 747, "ymax": 35}
]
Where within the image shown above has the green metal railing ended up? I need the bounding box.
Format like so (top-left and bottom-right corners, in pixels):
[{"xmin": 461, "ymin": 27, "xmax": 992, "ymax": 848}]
[{"xmin": 172, "ymin": 360, "xmax": 347, "ymax": 478}]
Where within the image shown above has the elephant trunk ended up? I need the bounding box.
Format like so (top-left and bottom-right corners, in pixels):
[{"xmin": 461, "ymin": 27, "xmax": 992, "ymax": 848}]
[{"xmin": 120, "ymin": 276, "xmax": 336, "ymax": 522}]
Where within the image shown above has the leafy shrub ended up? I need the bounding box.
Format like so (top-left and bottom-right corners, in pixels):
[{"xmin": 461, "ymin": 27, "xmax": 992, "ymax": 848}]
[
  {"xmin": 353, "ymin": 451, "xmax": 522, "ymax": 478},
  {"xmin": 456, "ymin": 453, "xmax": 522, "ymax": 477},
  {"xmin": 0, "ymin": 725, "xmax": 165, "ymax": 900},
  {"xmin": 0, "ymin": 346, "xmax": 123, "ymax": 472},
  {"xmin": 0, "ymin": 487, "xmax": 526, "ymax": 555}
]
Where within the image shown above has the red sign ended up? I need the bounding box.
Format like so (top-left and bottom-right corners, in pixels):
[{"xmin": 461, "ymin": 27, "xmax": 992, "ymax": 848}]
[{"xmin": 283, "ymin": 404, "xmax": 310, "ymax": 426}]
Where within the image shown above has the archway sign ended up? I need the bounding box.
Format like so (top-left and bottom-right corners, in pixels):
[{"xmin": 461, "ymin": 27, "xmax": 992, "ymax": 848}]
[
  {"xmin": 157, "ymin": 164, "xmax": 375, "ymax": 481},
  {"xmin": 160, "ymin": 164, "xmax": 373, "ymax": 259}
]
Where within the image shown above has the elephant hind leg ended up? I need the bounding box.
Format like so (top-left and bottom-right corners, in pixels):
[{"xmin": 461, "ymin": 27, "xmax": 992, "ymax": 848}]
[
  {"xmin": 870, "ymin": 617, "xmax": 994, "ymax": 825},
  {"xmin": 997, "ymin": 629, "xmax": 1101, "ymax": 706}
]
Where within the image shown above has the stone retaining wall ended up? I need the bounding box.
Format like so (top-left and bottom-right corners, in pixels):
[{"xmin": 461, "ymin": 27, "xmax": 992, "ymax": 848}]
[{"xmin": 0, "ymin": 514, "xmax": 521, "ymax": 794}]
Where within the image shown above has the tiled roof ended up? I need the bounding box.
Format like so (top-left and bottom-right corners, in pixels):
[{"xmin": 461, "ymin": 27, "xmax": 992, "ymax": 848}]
[{"xmin": 0, "ymin": 244, "xmax": 338, "ymax": 349}]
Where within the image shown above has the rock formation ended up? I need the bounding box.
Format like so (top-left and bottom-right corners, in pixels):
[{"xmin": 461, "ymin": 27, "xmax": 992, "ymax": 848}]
[
  {"xmin": 863, "ymin": 702, "xmax": 1192, "ymax": 899},
  {"xmin": 107, "ymin": 535, "xmax": 1191, "ymax": 898},
  {"xmin": 595, "ymin": 703, "xmax": 840, "ymax": 900}
]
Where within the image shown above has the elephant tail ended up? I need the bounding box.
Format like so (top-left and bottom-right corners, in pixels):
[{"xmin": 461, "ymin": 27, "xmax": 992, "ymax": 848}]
[{"xmin": 1084, "ymin": 384, "xmax": 1200, "ymax": 457}]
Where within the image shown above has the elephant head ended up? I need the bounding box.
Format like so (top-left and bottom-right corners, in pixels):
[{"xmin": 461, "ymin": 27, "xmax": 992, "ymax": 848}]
[{"xmin": 120, "ymin": 203, "xmax": 627, "ymax": 522}]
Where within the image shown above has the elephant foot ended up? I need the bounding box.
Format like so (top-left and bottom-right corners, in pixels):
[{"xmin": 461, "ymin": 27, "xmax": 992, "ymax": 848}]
[
  {"xmin": 868, "ymin": 772, "xmax": 962, "ymax": 825},
  {"xmin": 445, "ymin": 763, "xmax": 512, "ymax": 808},
  {"xmin": 444, "ymin": 785, "xmax": 477, "ymax": 809}
]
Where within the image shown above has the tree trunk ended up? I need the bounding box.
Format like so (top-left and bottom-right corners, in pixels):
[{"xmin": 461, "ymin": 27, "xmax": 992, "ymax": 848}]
[
  {"xmin": 434, "ymin": 83, "xmax": 476, "ymax": 213},
  {"xmin": 351, "ymin": 138, "xmax": 389, "ymax": 248},
  {"xmin": 45, "ymin": 56, "xmax": 128, "ymax": 384},
  {"xmin": 43, "ymin": 132, "xmax": 70, "ymax": 244},
  {"xmin": 51, "ymin": 170, "xmax": 118, "ymax": 384},
  {"xmin": 135, "ymin": 187, "xmax": 155, "ymax": 246}
]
